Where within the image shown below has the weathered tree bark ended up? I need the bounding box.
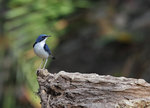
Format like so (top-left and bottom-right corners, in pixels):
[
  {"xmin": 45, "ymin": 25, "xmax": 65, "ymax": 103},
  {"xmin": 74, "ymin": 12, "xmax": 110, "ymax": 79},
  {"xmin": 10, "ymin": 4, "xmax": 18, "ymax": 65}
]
[{"xmin": 37, "ymin": 69, "xmax": 150, "ymax": 108}]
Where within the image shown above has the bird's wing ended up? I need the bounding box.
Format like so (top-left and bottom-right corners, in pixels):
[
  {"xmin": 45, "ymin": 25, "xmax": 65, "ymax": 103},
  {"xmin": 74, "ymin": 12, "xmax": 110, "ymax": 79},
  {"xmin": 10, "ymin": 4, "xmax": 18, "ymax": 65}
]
[
  {"xmin": 33, "ymin": 42, "xmax": 37, "ymax": 47},
  {"xmin": 44, "ymin": 44, "xmax": 51, "ymax": 55}
]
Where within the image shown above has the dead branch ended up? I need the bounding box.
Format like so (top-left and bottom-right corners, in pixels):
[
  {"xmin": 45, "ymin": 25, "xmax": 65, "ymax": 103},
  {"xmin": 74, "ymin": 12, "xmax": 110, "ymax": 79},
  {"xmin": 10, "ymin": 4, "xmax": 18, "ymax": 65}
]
[{"xmin": 37, "ymin": 69, "xmax": 150, "ymax": 108}]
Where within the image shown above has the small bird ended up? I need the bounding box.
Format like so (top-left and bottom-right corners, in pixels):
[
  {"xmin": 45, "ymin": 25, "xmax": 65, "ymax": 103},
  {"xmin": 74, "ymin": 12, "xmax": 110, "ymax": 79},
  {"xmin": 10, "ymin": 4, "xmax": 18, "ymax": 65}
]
[{"xmin": 33, "ymin": 34, "xmax": 55, "ymax": 69}]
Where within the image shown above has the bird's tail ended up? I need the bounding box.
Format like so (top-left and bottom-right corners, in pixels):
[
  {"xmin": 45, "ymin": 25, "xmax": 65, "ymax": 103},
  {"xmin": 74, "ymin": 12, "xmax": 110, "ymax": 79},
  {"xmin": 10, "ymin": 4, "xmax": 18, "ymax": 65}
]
[{"xmin": 50, "ymin": 55, "xmax": 56, "ymax": 60}]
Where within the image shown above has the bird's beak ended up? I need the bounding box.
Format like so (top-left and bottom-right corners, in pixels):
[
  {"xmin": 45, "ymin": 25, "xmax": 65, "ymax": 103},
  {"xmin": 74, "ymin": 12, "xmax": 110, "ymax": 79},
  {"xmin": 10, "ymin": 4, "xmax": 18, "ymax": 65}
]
[{"xmin": 47, "ymin": 35, "xmax": 51, "ymax": 37}]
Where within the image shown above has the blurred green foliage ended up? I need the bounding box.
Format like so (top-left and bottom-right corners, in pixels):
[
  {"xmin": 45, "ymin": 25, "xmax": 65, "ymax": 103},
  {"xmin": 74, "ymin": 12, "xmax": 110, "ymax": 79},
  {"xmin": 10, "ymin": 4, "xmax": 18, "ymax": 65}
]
[{"xmin": 0, "ymin": 0, "xmax": 94, "ymax": 107}]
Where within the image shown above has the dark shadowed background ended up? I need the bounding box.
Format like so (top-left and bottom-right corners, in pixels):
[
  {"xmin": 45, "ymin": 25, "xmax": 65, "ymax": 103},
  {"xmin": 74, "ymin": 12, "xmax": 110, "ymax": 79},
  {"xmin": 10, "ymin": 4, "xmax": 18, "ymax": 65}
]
[{"xmin": 1, "ymin": 0, "xmax": 150, "ymax": 108}]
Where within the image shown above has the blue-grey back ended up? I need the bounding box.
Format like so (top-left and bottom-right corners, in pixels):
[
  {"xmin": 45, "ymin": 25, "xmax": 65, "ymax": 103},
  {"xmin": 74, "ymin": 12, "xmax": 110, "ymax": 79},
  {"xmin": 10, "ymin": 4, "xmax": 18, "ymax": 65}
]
[{"xmin": 44, "ymin": 44, "xmax": 51, "ymax": 55}]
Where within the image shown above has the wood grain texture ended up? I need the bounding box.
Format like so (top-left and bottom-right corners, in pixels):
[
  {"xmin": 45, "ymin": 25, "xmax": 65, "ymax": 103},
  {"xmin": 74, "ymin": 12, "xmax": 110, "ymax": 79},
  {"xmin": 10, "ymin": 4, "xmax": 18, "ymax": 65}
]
[{"xmin": 36, "ymin": 69, "xmax": 150, "ymax": 108}]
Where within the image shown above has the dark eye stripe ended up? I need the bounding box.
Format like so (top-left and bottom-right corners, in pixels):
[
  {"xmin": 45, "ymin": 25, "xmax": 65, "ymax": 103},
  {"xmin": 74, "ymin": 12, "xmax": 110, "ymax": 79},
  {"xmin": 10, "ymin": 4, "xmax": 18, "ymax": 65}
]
[{"xmin": 42, "ymin": 36, "xmax": 47, "ymax": 38}]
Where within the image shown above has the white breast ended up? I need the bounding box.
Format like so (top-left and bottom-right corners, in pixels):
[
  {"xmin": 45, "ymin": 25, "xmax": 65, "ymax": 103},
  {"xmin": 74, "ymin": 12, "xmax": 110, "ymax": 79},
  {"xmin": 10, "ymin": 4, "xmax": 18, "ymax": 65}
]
[{"xmin": 34, "ymin": 42, "xmax": 49, "ymax": 59}]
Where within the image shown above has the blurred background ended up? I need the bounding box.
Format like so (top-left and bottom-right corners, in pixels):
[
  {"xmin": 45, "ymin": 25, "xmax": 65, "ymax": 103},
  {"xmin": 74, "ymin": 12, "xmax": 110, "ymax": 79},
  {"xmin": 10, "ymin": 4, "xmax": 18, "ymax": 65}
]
[{"xmin": 1, "ymin": 0, "xmax": 150, "ymax": 107}]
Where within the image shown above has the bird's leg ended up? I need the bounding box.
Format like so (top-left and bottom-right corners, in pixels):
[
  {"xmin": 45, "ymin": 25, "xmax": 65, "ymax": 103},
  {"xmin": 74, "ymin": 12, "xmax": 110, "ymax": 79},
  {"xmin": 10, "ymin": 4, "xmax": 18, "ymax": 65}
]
[
  {"xmin": 38, "ymin": 59, "xmax": 44, "ymax": 69},
  {"xmin": 43, "ymin": 58, "xmax": 48, "ymax": 69}
]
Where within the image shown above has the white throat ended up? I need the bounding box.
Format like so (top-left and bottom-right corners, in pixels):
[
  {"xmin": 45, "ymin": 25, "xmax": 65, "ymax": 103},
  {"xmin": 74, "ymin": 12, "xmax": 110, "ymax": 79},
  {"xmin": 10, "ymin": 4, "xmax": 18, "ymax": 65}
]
[{"xmin": 39, "ymin": 38, "xmax": 47, "ymax": 46}]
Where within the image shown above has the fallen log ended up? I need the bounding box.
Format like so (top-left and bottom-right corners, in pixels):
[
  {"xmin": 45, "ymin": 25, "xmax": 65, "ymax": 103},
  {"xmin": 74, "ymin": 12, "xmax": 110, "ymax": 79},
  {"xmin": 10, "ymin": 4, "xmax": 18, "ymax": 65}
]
[{"xmin": 37, "ymin": 69, "xmax": 150, "ymax": 108}]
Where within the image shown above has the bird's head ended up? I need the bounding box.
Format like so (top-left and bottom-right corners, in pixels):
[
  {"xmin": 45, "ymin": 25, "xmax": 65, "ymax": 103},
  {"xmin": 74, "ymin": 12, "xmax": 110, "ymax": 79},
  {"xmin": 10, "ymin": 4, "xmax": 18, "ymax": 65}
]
[{"xmin": 36, "ymin": 34, "xmax": 51, "ymax": 43}]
